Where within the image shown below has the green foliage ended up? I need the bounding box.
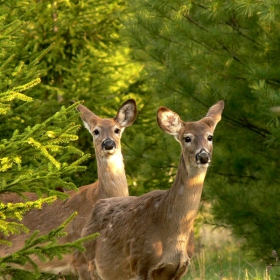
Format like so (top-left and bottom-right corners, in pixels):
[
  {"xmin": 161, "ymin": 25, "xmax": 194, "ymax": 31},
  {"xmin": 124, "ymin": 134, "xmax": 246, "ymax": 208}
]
[
  {"xmin": 124, "ymin": 0, "xmax": 280, "ymax": 263},
  {"xmin": 0, "ymin": 17, "xmax": 86, "ymax": 196},
  {"xmin": 0, "ymin": 197, "xmax": 57, "ymax": 241},
  {"xmin": 0, "ymin": 212, "xmax": 98, "ymax": 279},
  {"xmin": 0, "ymin": 100, "xmax": 89, "ymax": 197},
  {"xmin": 0, "ymin": 17, "xmax": 94, "ymax": 278},
  {"xmin": 0, "ymin": 0, "xmax": 144, "ymax": 188}
]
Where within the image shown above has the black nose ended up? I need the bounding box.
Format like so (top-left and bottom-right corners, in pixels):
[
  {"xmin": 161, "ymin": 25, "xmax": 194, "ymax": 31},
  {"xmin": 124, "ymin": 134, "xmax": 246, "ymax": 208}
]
[
  {"xmin": 102, "ymin": 139, "xmax": 116, "ymax": 150},
  {"xmin": 196, "ymin": 149, "xmax": 210, "ymax": 164}
]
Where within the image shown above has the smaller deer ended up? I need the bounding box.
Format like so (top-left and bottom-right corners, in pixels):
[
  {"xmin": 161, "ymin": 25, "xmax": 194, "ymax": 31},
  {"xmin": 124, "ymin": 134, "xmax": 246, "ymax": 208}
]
[
  {"xmin": 0, "ymin": 99, "xmax": 137, "ymax": 278},
  {"xmin": 82, "ymin": 100, "xmax": 224, "ymax": 280}
]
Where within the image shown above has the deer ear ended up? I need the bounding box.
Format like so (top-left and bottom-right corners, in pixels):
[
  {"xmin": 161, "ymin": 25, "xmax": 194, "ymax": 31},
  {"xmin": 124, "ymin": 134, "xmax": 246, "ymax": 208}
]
[
  {"xmin": 157, "ymin": 107, "xmax": 182, "ymax": 135},
  {"xmin": 77, "ymin": 104, "xmax": 98, "ymax": 132},
  {"xmin": 205, "ymin": 100, "xmax": 224, "ymax": 129},
  {"xmin": 114, "ymin": 99, "xmax": 137, "ymax": 128}
]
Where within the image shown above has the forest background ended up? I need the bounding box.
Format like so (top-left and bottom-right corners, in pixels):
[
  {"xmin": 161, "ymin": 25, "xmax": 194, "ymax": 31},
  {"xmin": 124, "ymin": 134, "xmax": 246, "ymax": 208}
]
[{"xmin": 1, "ymin": 0, "xmax": 280, "ymax": 279}]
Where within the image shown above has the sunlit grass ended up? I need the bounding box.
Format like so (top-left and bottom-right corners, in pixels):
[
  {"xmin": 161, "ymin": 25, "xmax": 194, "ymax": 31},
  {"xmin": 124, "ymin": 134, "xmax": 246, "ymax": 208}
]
[{"xmin": 183, "ymin": 225, "xmax": 280, "ymax": 280}]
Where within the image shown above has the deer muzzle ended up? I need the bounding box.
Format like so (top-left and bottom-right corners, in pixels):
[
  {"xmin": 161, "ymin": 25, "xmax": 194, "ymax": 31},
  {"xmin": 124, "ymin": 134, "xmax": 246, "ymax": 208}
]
[
  {"xmin": 196, "ymin": 149, "xmax": 211, "ymax": 165},
  {"xmin": 102, "ymin": 138, "xmax": 116, "ymax": 150}
]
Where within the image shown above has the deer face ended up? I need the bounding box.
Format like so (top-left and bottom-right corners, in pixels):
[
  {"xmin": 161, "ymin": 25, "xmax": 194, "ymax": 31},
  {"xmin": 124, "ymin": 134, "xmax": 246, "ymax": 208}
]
[
  {"xmin": 86, "ymin": 118, "xmax": 124, "ymax": 157},
  {"xmin": 177, "ymin": 120, "xmax": 214, "ymax": 168},
  {"xmin": 157, "ymin": 101, "xmax": 224, "ymax": 169},
  {"xmin": 77, "ymin": 99, "xmax": 137, "ymax": 157}
]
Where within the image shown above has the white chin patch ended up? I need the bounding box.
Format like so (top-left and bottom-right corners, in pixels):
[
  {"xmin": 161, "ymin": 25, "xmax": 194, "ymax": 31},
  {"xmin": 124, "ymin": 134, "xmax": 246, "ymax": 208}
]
[
  {"xmin": 103, "ymin": 148, "xmax": 115, "ymax": 155},
  {"xmin": 197, "ymin": 163, "xmax": 209, "ymax": 168}
]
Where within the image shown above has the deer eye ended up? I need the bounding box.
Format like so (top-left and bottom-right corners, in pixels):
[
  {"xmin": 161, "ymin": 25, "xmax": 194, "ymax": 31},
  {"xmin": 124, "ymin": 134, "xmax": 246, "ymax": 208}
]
[
  {"xmin": 93, "ymin": 129, "xmax": 99, "ymax": 136},
  {"xmin": 114, "ymin": 128, "xmax": 121, "ymax": 134},
  {"xmin": 184, "ymin": 136, "xmax": 191, "ymax": 143},
  {"xmin": 208, "ymin": 135, "xmax": 213, "ymax": 141}
]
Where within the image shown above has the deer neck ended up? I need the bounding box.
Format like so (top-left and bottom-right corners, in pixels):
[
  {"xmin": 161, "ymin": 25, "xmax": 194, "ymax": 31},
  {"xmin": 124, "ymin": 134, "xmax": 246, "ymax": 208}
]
[
  {"xmin": 96, "ymin": 150, "xmax": 128, "ymax": 198},
  {"xmin": 163, "ymin": 154, "xmax": 207, "ymax": 233}
]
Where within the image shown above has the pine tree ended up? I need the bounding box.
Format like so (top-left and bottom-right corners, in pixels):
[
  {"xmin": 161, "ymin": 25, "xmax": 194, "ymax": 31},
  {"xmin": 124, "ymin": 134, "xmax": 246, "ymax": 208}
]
[
  {"xmin": 1, "ymin": 0, "xmax": 144, "ymax": 188},
  {"xmin": 0, "ymin": 17, "xmax": 97, "ymax": 278},
  {"xmin": 123, "ymin": 0, "xmax": 280, "ymax": 263}
]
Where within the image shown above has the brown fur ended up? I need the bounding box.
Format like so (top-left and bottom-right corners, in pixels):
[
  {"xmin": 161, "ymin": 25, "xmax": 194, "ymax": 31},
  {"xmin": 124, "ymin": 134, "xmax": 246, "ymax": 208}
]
[
  {"xmin": 0, "ymin": 99, "xmax": 137, "ymax": 278},
  {"xmin": 82, "ymin": 101, "xmax": 224, "ymax": 280}
]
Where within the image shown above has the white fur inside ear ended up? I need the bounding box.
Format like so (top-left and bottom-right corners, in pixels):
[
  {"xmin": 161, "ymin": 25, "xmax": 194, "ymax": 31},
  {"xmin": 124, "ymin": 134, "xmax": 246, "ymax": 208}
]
[
  {"xmin": 117, "ymin": 111, "xmax": 128, "ymax": 126},
  {"xmin": 83, "ymin": 120, "xmax": 91, "ymax": 132},
  {"xmin": 116, "ymin": 104, "xmax": 135, "ymax": 127},
  {"xmin": 161, "ymin": 111, "xmax": 181, "ymax": 135},
  {"xmin": 174, "ymin": 135, "xmax": 180, "ymax": 142}
]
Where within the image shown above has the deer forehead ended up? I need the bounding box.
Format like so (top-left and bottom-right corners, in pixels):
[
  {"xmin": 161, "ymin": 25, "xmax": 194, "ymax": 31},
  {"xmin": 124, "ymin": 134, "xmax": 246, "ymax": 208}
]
[
  {"xmin": 180, "ymin": 121, "xmax": 213, "ymax": 137},
  {"xmin": 92, "ymin": 118, "xmax": 120, "ymax": 131}
]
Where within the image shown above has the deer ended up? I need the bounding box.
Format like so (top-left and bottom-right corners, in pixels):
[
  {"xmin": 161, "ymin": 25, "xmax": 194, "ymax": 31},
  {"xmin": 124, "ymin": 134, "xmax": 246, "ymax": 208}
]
[
  {"xmin": 0, "ymin": 99, "xmax": 137, "ymax": 278},
  {"xmin": 81, "ymin": 100, "xmax": 224, "ymax": 280}
]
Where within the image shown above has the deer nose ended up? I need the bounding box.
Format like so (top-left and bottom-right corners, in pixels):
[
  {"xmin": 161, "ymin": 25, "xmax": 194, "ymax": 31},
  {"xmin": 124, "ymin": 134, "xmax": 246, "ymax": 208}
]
[
  {"xmin": 196, "ymin": 149, "xmax": 211, "ymax": 164},
  {"xmin": 102, "ymin": 138, "xmax": 116, "ymax": 150}
]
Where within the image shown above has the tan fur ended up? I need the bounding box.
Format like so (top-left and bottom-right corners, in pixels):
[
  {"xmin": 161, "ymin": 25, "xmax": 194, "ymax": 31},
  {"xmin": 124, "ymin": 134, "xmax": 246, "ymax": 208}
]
[
  {"xmin": 82, "ymin": 101, "xmax": 224, "ymax": 280},
  {"xmin": 0, "ymin": 99, "xmax": 137, "ymax": 278}
]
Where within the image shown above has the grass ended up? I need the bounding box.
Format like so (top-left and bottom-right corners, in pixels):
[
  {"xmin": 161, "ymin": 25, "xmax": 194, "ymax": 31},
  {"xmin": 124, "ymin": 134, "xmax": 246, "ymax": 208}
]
[{"xmin": 183, "ymin": 225, "xmax": 280, "ymax": 280}]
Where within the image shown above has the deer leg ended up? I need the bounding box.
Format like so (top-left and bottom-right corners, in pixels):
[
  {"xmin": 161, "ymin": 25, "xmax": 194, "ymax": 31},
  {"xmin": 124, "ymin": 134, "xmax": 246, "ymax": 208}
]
[
  {"xmin": 172, "ymin": 257, "xmax": 191, "ymax": 280},
  {"xmin": 72, "ymin": 251, "xmax": 91, "ymax": 280},
  {"xmin": 147, "ymin": 258, "xmax": 190, "ymax": 280},
  {"xmin": 148, "ymin": 263, "xmax": 177, "ymax": 280},
  {"xmin": 187, "ymin": 228, "xmax": 195, "ymax": 258},
  {"xmin": 173, "ymin": 264, "xmax": 189, "ymax": 280}
]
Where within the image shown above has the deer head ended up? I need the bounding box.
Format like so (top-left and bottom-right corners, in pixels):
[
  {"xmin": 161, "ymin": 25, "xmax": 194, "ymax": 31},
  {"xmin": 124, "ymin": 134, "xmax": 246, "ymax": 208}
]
[
  {"xmin": 77, "ymin": 99, "xmax": 137, "ymax": 158},
  {"xmin": 157, "ymin": 101, "xmax": 224, "ymax": 171}
]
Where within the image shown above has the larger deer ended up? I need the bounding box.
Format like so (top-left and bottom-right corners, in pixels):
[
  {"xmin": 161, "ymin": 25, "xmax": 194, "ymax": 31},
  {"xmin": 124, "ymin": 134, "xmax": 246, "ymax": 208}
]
[
  {"xmin": 0, "ymin": 99, "xmax": 137, "ymax": 278},
  {"xmin": 82, "ymin": 100, "xmax": 224, "ymax": 280}
]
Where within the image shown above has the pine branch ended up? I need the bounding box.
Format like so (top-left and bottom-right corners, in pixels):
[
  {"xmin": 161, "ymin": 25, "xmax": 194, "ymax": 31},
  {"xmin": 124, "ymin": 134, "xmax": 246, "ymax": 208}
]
[{"xmin": 0, "ymin": 212, "xmax": 99, "ymax": 278}]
